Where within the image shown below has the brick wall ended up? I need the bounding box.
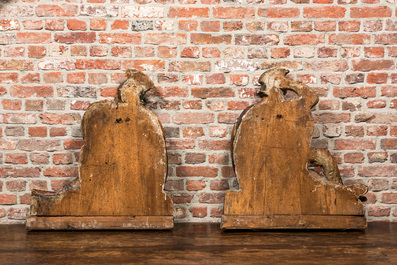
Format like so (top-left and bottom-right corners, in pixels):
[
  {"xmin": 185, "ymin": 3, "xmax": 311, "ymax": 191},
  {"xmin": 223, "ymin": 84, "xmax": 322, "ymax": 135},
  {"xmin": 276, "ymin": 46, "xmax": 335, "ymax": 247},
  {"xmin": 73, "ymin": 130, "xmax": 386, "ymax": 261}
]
[{"xmin": 0, "ymin": 0, "xmax": 396, "ymax": 224}]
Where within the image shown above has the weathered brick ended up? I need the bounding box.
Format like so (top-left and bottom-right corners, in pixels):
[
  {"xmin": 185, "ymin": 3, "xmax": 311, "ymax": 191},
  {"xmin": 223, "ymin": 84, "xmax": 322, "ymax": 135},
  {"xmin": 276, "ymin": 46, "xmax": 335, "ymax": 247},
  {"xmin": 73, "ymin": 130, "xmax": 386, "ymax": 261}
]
[{"xmin": 176, "ymin": 166, "xmax": 218, "ymax": 178}]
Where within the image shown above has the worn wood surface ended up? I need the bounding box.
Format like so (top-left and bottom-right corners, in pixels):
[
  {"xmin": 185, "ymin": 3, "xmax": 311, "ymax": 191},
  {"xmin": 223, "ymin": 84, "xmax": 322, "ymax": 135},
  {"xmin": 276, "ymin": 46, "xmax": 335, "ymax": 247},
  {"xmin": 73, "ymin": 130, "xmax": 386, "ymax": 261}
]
[
  {"xmin": 1, "ymin": 223, "xmax": 396, "ymax": 264},
  {"xmin": 27, "ymin": 69, "xmax": 173, "ymax": 230},
  {"xmin": 222, "ymin": 68, "xmax": 367, "ymax": 230},
  {"xmin": 26, "ymin": 216, "xmax": 174, "ymax": 230}
]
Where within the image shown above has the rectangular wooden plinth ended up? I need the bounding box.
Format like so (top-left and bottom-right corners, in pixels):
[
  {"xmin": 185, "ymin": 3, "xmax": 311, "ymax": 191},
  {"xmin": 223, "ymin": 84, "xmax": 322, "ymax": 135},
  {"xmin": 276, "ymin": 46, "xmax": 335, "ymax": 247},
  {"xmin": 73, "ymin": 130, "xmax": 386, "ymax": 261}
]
[
  {"xmin": 26, "ymin": 216, "xmax": 174, "ymax": 230},
  {"xmin": 221, "ymin": 215, "xmax": 367, "ymax": 230}
]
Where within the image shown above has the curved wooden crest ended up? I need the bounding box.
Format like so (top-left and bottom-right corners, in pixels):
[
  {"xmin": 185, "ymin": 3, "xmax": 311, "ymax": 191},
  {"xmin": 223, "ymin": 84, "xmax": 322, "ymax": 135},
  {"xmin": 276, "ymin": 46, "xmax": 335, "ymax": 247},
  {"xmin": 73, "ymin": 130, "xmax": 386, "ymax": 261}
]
[
  {"xmin": 222, "ymin": 68, "xmax": 367, "ymax": 230},
  {"xmin": 27, "ymin": 69, "xmax": 173, "ymax": 230}
]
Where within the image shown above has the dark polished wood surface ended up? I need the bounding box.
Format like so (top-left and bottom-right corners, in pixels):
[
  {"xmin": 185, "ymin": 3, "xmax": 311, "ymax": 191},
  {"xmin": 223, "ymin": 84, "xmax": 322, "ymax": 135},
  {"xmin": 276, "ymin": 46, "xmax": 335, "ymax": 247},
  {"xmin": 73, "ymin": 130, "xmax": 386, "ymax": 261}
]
[{"xmin": 0, "ymin": 223, "xmax": 396, "ymax": 264}]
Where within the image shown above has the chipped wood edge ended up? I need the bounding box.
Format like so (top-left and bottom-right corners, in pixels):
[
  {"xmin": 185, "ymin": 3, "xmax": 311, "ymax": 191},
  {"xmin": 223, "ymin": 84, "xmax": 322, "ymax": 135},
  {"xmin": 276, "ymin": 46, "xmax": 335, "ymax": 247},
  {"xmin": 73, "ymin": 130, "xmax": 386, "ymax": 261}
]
[
  {"xmin": 221, "ymin": 215, "xmax": 367, "ymax": 230},
  {"xmin": 26, "ymin": 216, "xmax": 174, "ymax": 231}
]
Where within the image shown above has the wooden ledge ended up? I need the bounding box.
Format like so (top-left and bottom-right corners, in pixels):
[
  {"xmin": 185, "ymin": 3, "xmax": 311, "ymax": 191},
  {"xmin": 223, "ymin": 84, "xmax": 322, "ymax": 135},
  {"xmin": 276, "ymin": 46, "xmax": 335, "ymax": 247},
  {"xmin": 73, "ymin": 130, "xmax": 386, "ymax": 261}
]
[
  {"xmin": 221, "ymin": 215, "xmax": 367, "ymax": 230},
  {"xmin": 26, "ymin": 216, "xmax": 174, "ymax": 231}
]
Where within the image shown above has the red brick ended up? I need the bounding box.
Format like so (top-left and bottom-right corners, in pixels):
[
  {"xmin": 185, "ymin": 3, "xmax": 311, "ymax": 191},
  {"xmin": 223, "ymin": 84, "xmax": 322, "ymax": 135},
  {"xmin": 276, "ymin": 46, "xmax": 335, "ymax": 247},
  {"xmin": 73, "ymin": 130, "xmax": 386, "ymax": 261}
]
[
  {"xmin": 344, "ymin": 153, "xmax": 364, "ymax": 164},
  {"xmin": 364, "ymin": 47, "xmax": 384, "ymax": 58},
  {"xmin": 185, "ymin": 153, "xmax": 206, "ymax": 164},
  {"xmin": 166, "ymin": 139, "xmax": 195, "ymax": 150},
  {"xmin": 164, "ymin": 180, "xmax": 184, "ymax": 191},
  {"xmin": 368, "ymin": 206, "xmax": 390, "ymax": 217},
  {"xmin": 21, "ymin": 73, "xmax": 40, "ymax": 84},
  {"xmin": 70, "ymin": 45, "xmax": 87, "ymax": 56},
  {"xmin": 180, "ymin": 47, "xmax": 199, "ymax": 59},
  {"xmin": 351, "ymin": 7, "xmax": 392, "ymax": 18},
  {"xmin": 314, "ymin": 113, "xmax": 350, "ymax": 123},
  {"xmin": 210, "ymin": 179, "xmax": 229, "ymax": 190},
  {"xmin": 202, "ymin": 47, "xmax": 221, "ymax": 58},
  {"xmin": 358, "ymin": 166, "xmax": 397, "ymax": 178},
  {"xmin": 1, "ymin": 113, "xmax": 36, "ymax": 124},
  {"xmin": 191, "ymin": 34, "xmax": 231, "ymax": 45},
  {"xmin": 333, "ymin": 86, "xmax": 376, "ymax": 98},
  {"xmin": 187, "ymin": 180, "xmax": 206, "ymax": 191},
  {"xmin": 381, "ymin": 86, "xmax": 397, "ymax": 97},
  {"xmin": 177, "ymin": 166, "xmax": 218, "ymax": 178},
  {"xmin": 367, "ymin": 100, "xmax": 386, "ymax": 108},
  {"xmin": 367, "ymin": 125, "xmax": 387, "ymax": 136},
  {"xmin": 43, "ymin": 166, "xmax": 78, "ymax": 178},
  {"xmin": 90, "ymin": 18, "xmax": 106, "ymax": 30},
  {"xmin": 71, "ymin": 101, "xmax": 91, "ymax": 110},
  {"xmin": 40, "ymin": 113, "xmax": 80, "ymax": 125},
  {"xmin": 121, "ymin": 6, "xmax": 164, "ymax": 18},
  {"xmin": 367, "ymin": 73, "xmax": 388, "ymax": 84},
  {"xmin": 67, "ymin": 19, "xmax": 86, "ymax": 30},
  {"xmin": 111, "ymin": 20, "xmax": 129, "ymax": 30},
  {"xmin": 303, "ymin": 7, "xmax": 346, "ymax": 18},
  {"xmin": 67, "ymin": 72, "xmax": 85, "ymax": 84},
  {"xmin": 291, "ymin": 21, "xmax": 312, "ymax": 32},
  {"xmin": 149, "ymin": 86, "xmax": 188, "ymax": 98},
  {"xmin": 159, "ymin": 46, "xmax": 178, "ymax": 58},
  {"xmin": 199, "ymin": 192, "xmax": 225, "ymax": 204},
  {"xmin": 53, "ymin": 153, "xmax": 73, "ymax": 165},
  {"xmin": 381, "ymin": 193, "xmax": 397, "ymax": 204},
  {"xmin": 183, "ymin": 127, "xmax": 205, "ymax": 138},
  {"xmin": 76, "ymin": 59, "xmax": 121, "ymax": 70},
  {"xmin": 284, "ymin": 34, "xmax": 325, "ymax": 45},
  {"xmin": 381, "ymin": 139, "xmax": 397, "ymax": 150},
  {"xmin": 182, "ymin": 100, "xmax": 202, "ymax": 110},
  {"xmin": 182, "ymin": 74, "xmax": 203, "ymax": 85},
  {"xmin": 199, "ymin": 140, "xmax": 230, "ymax": 150},
  {"xmin": 178, "ymin": 20, "xmax": 198, "ymax": 31},
  {"xmin": 335, "ymin": 139, "xmax": 376, "ymax": 150},
  {"xmin": 0, "ymin": 194, "xmax": 17, "ymax": 205},
  {"xmin": 339, "ymin": 21, "xmax": 360, "ymax": 32},
  {"xmin": 111, "ymin": 46, "xmax": 132, "ymax": 58},
  {"xmin": 223, "ymin": 21, "xmax": 243, "ymax": 31},
  {"xmin": 17, "ymin": 32, "xmax": 51, "ymax": 44},
  {"xmin": 0, "ymin": 167, "xmax": 41, "ymax": 178},
  {"xmin": 99, "ymin": 33, "xmax": 141, "ymax": 44},
  {"xmin": 35, "ymin": 4, "xmax": 79, "ymax": 17},
  {"xmin": 2, "ymin": 100, "xmax": 22, "ymax": 110},
  {"xmin": 4, "ymin": 47, "xmax": 25, "ymax": 57},
  {"xmin": 5, "ymin": 153, "xmax": 28, "ymax": 164},
  {"xmin": 43, "ymin": 72, "xmax": 63, "ymax": 84},
  {"xmin": 64, "ymin": 139, "xmax": 84, "ymax": 150},
  {"xmin": 30, "ymin": 153, "xmax": 50, "ymax": 165},
  {"xmin": 192, "ymin": 87, "xmax": 234, "ymax": 98},
  {"xmin": 28, "ymin": 127, "xmax": 47, "ymax": 137},
  {"xmin": 173, "ymin": 113, "xmax": 213, "ymax": 124},
  {"xmin": 258, "ymin": 7, "xmax": 299, "ymax": 18},
  {"xmin": 44, "ymin": 19, "xmax": 64, "ymax": 31},
  {"xmin": 23, "ymin": 19, "xmax": 43, "ymax": 30},
  {"xmin": 55, "ymin": 32, "xmax": 96, "ymax": 44},
  {"xmin": 213, "ymin": 7, "xmax": 254, "ymax": 19},
  {"xmin": 49, "ymin": 128, "xmax": 66, "ymax": 138},
  {"xmin": 201, "ymin": 21, "xmax": 220, "ymax": 32},
  {"xmin": 0, "ymin": 59, "xmax": 33, "ymax": 71},
  {"xmin": 235, "ymin": 34, "xmax": 279, "ymax": 45},
  {"xmin": 189, "ymin": 207, "xmax": 207, "ymax": 218},
  {"xmin": 352, "ymin": 59, "xmax": 394, "ymax": 71},
  {"xmin": 169, "ymin": 7, "xmax": 209, "ymax": 18},
  {"xmin": 169, "ymin": 61, "xmax": 211, "ymax": 72},
  {"xmin": 6, "ymin": 180, "xmax": 26, "ymax": 192},
  {"xmin": 329, "ymin": 34, "xmax": 370, "ymax": 45},
  {"xmin": 206, "ymin": 73, "xmax": 225, "ymax": 85}
]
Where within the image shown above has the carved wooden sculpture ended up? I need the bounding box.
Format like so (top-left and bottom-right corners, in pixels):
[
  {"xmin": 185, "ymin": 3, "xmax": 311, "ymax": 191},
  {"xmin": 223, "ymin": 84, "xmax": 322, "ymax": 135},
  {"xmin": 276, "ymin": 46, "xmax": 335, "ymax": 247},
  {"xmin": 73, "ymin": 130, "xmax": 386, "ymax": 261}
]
[
  {"xmin": 26, "ymin": 69, "xmax": 173, "ymax": 230},
  {"xmin": 222, "ymin": 68, "xmax": 367, "ymax": 230}
]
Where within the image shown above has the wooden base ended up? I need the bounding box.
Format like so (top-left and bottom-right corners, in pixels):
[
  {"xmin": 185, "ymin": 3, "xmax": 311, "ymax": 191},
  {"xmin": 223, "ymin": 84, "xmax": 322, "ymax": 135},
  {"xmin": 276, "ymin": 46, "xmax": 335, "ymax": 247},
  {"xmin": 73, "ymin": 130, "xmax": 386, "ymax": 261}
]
[
  {"xmin": 26, "ymin": 216, "xmax": 174, "ymax": 231},
  {"xmin": 221, "ymin": 215, "xmax": 367, "ymax": 230}
]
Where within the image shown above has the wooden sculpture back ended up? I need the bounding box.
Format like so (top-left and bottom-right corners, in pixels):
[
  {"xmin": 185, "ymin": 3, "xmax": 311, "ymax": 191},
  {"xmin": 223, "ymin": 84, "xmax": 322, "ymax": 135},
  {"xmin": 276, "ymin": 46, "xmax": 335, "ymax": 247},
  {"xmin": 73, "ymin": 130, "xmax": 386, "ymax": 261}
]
[
  {"xmin": 32, "ymin": 77, "xmax": 173, "ymax": 217},
  {"xmin": 224, "ymin": 89, "xmax": 364, "ymax": 216}
]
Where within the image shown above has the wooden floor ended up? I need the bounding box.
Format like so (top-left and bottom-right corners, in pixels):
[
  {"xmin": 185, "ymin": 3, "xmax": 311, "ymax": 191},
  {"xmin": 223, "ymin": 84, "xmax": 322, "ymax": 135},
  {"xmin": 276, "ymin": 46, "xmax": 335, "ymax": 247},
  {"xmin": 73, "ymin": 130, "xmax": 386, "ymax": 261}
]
[{"xmin": 0, "ymin": 223, "xmax": 396, "ymax": 264}]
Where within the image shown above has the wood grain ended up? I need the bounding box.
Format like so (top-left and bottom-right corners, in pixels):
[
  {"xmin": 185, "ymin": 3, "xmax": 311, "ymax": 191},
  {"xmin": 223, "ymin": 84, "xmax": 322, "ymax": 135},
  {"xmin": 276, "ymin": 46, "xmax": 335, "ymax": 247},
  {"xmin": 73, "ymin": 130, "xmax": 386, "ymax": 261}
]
[
  {"xmin": 1, "ymin": 223, "xmax": 397, "ymax": 265},
  {"xmin": 222, "ymin": 68, "xmax": 367, "ymax": 230},
  {"xmin": 27, "ymin": 69, "xmax": 173, "ymax": 230}
]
